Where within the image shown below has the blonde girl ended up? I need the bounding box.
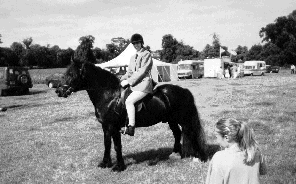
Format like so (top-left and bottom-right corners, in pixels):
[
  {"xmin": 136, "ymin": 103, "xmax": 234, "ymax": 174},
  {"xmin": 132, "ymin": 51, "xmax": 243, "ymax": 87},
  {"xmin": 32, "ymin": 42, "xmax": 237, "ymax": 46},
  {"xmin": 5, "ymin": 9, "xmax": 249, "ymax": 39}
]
[{"xmin": 206, "ymin": 118, "xmax": 267, "ymax": 184}]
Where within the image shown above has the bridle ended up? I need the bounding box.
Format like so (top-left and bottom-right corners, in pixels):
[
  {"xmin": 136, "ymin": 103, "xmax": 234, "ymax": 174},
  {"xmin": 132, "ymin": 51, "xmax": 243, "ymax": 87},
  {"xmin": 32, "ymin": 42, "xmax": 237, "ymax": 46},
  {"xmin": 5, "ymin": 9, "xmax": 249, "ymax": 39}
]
[{"xmin": 64, "ymin": 62, "xmax": 94, "ymax": 95}]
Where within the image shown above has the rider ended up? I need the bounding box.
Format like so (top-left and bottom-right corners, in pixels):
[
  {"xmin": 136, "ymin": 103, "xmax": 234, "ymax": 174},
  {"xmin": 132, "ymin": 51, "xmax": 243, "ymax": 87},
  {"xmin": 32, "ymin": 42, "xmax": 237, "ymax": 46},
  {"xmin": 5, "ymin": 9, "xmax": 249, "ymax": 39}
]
[{"xmin": 120, "ymin": 33, "xmax": 153, "ymax": 136}]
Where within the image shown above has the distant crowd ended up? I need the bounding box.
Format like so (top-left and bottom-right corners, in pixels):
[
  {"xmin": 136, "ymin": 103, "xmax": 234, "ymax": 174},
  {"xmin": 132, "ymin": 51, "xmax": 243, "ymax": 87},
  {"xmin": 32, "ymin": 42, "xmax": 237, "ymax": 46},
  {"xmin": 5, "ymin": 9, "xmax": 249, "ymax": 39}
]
[{"xmin": 217, "ymin": 64, "xmax": 242, "ymax": 79}]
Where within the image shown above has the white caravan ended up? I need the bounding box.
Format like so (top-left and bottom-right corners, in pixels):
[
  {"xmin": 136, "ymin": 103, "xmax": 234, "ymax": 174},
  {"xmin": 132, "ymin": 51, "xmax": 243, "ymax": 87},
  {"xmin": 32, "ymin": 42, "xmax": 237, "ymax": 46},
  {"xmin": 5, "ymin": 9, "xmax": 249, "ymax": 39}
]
[
  {"xmin": 203, "ymin": 57, "xmax": 232, "ymax": 78},
  {"xmin": 243, "ymin": 61, "xmax": 266, "ymax": 76},
  {"xmin": 177, "ymin": 60, "xmax": 204, "ymax": 79}
]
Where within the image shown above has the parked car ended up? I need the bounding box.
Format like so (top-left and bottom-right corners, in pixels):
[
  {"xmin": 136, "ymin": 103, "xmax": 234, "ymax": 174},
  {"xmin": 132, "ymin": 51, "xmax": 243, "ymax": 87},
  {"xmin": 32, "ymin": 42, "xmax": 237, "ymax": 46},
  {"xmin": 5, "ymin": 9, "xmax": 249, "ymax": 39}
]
[
  {"xmin": 0, "ymin": 66, "xmax": 33, "ymax": 96},
  {"xmin": 45, "ymin": 73, "xmax": 64, "ymax": 88},
  {"xmin": 266, "ymin": 66, "xmax": 280, "ymax": 73}
]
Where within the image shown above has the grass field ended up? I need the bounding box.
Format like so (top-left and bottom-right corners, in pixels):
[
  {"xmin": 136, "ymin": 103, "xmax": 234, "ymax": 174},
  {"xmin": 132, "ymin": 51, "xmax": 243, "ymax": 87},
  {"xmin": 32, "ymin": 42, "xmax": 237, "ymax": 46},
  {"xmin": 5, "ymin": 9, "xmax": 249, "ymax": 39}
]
[{"xmin": 0, "ymin": 69, "xmax": 295, "ymax": 183}]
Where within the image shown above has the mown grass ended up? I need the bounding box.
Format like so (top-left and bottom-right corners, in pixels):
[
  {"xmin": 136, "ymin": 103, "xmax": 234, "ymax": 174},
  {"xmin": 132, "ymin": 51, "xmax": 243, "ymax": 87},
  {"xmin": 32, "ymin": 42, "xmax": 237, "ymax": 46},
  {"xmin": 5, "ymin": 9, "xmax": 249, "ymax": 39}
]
[{"xmin": 0, "ymin": 69, "xmax": 295, "ymax": 183}]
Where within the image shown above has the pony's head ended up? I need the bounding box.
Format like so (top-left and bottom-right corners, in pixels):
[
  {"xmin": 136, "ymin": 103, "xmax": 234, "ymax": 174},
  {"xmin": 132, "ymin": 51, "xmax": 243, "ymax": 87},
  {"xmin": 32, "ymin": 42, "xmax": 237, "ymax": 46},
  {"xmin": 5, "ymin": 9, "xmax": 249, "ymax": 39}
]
[
  {"xmin": 56, "ymin": 58, "xmax": 88, "ymax": 98},
  {"xmin": 56, "ymin": 58, "xmax": 121, "ymax": 98}
]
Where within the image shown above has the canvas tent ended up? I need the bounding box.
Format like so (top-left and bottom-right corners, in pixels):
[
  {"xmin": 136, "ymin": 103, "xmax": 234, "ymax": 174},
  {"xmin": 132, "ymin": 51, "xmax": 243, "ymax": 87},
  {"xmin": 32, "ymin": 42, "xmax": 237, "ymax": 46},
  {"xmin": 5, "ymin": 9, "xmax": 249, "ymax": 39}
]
[{"xmin": 95, "ymin": 44, "xmax": 178, "ymax": 82}]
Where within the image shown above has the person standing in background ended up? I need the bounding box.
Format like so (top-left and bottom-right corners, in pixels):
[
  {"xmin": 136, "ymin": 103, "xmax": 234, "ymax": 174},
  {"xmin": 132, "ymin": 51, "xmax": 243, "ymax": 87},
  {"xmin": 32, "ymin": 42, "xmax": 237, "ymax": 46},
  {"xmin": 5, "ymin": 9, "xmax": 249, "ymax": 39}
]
[{"xmin": 291, "ymin": 64, "xmax": 295, "ymax": 74}]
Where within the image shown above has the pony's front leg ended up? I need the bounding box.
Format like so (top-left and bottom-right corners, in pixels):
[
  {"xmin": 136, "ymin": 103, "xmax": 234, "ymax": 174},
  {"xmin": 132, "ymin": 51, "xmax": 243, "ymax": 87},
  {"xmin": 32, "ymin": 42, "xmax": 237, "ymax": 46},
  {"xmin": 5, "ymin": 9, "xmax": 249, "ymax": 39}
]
[
  {"xmin": 111, "ymin": 130, "xmax": 126, "ymax": 172},
  {"xmin": 98, "ymin": 125, "xmax": 112, "ymax": 168}
]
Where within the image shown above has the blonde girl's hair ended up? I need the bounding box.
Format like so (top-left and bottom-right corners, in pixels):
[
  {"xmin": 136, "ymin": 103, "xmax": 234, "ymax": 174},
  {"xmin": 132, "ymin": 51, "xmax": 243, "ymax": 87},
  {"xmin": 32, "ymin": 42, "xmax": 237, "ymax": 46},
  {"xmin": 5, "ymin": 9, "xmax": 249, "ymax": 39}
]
[{"xmin": 216, "ymin": 118, "xmax": 258, "ymax": 164}]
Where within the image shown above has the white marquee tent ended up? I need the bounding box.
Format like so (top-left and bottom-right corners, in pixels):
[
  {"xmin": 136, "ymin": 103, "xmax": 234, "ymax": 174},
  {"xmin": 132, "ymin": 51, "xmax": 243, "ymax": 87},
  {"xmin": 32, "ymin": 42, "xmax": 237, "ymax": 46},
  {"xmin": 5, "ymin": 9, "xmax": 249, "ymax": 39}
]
[{"xmin": 95, "ymin": 44, "xmax": 178, "ymax": 82}]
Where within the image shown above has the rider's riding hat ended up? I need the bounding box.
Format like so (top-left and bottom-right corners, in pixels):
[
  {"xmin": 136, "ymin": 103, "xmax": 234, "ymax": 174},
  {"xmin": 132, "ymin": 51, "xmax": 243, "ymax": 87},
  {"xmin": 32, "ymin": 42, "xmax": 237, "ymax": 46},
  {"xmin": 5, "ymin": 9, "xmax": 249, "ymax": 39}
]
[{"xmin": 131, "ymin": 33, "xmax": 144, "ymax": 45}]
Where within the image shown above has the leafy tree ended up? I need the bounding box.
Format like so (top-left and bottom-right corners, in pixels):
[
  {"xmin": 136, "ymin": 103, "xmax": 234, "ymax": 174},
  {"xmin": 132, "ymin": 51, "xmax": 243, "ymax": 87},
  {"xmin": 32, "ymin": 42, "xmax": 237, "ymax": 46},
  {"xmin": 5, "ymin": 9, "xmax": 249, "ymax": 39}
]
[
  {"xmin": 29, "ymin": 44, "xmax": 51, "ymax": 67},
  {"xmin": 201, "ymin": 33, "xmax": 227, "ymax": 59},
  {"xmin": 23, "ymin": 37, "xmax": 33, "ymax": 49},
  {"xmin": 111, "ymin": 37, "xmax": 130, "ymax": 53},
  {"xmin": 10, "ymin": 42, "xmax": 25, "ymax": 62},
  {"xmin": 160, "ymin": 34, "xmax": 198, "ymax": 63},
  {"xmin": 0, "ymin": 47, "xmax": 19, "ymax": 66},
  {"xmin": 160, "ymin": 34, "xmax": 178, "ymax": 63},
  {"xmin": 74, "ymin": 35, "xmax": 96, "ymax": 63},
  {"xmin": 211, "ymin": 33, "xmax": 221, "ymax": 57},
  {"xmin": 259, "ymin": 9, "xmax": 296, "ymax": 66},
  {"xmin": 246, "ymin": 44, "xmax": 263, "ymax": 61},
  {"xmin": 233, "ymin": 45, "xmax": 248, "ymax": 62},
  {"xmin": 175, "ymin": 43, "xmax": 199, "ymax": 62},
  {"xmin": 94, "ymin": 48, "xmax": 111, "ymax": 64},
  {"xmin": 48, "ymin": 45, "xmax": 61, "ymax": 67},
  {"xmin": 106, "ymin": 43, "xmax": 120, "ymax": 60},
  {"xmin": 93, "ymin": 47, "xmax": 104, "ymax": 63},
  {"xmin": 57, "ymin": 48, "xmax": 74, "ymax": 67},
  {"xmin": 260, "ymin": 15, "xmax": 296, "ymax": 49},
  {"xmin": 202, "ymin": 44, "xmax": 215, "ymax": 59},
  {"xmin": 259, "ymin": 43, "xmax": 281, "ymax": 64}
]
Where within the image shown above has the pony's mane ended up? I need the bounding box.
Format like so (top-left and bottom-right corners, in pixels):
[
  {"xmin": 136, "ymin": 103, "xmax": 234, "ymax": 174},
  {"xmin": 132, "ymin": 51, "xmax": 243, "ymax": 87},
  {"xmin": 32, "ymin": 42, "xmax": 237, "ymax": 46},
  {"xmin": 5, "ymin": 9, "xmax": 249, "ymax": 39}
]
[{"xmin": 84, "ymin": 62, "xmax": 121, "ymax": 90}]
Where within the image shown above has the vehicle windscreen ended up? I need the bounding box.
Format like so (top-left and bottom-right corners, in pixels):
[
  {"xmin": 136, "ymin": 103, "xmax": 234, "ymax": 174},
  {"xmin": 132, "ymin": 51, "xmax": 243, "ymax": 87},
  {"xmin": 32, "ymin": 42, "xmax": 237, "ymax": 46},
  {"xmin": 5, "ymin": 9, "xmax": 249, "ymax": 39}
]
[
  {"xmin": 245, "ymin": 66, "xmax": 255, "ymax": 69},
  {"xmin": 178, "ymin": 64, "xmax": 192, "ymax": 70}
]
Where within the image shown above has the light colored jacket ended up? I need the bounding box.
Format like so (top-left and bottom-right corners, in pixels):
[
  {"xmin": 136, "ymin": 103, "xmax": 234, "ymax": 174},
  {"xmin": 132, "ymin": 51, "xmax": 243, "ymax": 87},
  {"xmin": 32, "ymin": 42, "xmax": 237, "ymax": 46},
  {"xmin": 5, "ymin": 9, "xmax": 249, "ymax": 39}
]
[
  {"xmin": 121, "ymin": 49, "xmax": 153, "ymax": 93},
  {"xmin": 206, "ymin": 144, "xmax": 266, "ymax": 184}
]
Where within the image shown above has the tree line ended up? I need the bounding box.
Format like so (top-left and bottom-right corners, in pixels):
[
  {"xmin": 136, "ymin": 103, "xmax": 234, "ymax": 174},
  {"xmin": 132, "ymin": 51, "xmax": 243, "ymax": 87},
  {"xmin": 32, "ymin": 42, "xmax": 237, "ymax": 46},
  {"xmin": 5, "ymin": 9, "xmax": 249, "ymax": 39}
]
[{"xmin": 0, "ymin": 10, "xmax": 295, "ymax": 68}]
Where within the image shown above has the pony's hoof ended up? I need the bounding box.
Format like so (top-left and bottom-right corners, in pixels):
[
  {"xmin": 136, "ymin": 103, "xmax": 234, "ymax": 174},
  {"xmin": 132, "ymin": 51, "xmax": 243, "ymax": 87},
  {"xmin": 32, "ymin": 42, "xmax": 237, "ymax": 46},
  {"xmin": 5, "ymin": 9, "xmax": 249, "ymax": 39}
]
[
  {"xmin": 111, "ymin": 164, "xmax": 126, "ymax": 172},
  {"xmin": 169, "ymin": 152, "xmax": 181, "ymax": 159},
  {"xmin": 98, "ymin": 161, "xmax": 112, "ymax": 168}
]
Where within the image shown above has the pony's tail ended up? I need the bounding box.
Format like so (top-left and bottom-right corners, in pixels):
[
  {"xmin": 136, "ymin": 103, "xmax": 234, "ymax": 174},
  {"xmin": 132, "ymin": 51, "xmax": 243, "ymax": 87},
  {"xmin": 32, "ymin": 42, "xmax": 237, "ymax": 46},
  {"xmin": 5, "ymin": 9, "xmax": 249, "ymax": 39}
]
[
  {"xmin": 190, "ymin": 105, "xmax": 208, "ymax": 161},
  {"xmin": 182, "ymin": 90, "xmax": 208, "ymax": 161}
]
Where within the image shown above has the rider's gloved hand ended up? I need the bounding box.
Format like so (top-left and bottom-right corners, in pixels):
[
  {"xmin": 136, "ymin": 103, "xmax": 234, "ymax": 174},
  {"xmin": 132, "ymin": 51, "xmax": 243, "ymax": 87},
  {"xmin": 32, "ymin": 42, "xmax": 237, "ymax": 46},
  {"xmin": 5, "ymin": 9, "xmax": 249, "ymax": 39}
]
[{"xmin": 120, "ymin": 80, "xmax": 129, "ymax": 88}]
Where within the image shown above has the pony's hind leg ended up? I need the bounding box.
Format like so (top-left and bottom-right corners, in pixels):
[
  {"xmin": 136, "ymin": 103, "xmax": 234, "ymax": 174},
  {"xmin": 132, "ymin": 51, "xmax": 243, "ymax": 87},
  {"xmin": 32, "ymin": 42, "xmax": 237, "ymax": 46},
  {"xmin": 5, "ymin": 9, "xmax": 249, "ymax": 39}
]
[
  {"xmin": 168, "ymin": 122, "xmax": 182, "ymax": 159},
  {"xmin": 111, "ymin": 131, "xmax": 126, "ymax": 172}
]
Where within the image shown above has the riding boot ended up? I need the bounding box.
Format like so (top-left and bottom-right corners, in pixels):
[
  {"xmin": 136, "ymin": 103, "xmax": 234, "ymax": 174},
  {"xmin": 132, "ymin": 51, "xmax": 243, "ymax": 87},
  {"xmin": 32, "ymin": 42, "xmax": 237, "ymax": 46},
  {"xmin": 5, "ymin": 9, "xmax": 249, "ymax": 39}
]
[{"xmin": 120, "ymin": 125, "xmax": 135, "ymax": 136}]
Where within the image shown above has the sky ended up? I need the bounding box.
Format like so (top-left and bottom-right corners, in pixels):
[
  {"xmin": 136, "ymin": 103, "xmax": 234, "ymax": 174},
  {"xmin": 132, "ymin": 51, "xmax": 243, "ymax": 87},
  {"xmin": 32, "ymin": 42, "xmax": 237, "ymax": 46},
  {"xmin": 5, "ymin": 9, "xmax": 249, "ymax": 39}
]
[{"xmin": 0, "ymin": 0, "xmax": 295, "ymax": 52}]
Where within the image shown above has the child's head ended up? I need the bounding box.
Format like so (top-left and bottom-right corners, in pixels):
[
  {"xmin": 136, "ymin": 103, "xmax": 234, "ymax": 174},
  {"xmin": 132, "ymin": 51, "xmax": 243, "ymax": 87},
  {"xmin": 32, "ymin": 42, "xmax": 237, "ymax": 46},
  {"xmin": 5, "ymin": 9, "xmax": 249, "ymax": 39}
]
[{"xmin": 215, "ymin": 118, "xmax": 258, "ymax": 163}]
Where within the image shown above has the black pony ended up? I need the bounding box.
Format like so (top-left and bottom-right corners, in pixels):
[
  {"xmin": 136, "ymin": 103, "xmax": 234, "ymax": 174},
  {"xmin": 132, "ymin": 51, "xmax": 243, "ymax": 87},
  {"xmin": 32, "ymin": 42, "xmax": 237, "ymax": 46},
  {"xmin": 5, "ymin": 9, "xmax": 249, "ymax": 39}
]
[{"xmin": 56, "ymin": 60, "xmax": 208, "ymax": 171}]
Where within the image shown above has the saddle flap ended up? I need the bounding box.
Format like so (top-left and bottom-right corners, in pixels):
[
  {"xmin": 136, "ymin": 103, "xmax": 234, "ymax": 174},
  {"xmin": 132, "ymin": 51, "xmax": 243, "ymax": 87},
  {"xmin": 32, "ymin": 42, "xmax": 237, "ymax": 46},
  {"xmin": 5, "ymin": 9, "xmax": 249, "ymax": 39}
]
[{"xmin": 120, "ymin": 87, "xmax": 153, "ymax": 112}]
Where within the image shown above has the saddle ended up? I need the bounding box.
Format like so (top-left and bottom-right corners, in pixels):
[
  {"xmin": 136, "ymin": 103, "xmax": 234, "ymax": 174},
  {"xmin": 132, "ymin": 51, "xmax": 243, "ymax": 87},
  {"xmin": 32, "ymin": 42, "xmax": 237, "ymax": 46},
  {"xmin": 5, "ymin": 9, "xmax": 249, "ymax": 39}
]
[{"xmin": 113, "ymin": 84, "xmax": 156, "ymax": 116}]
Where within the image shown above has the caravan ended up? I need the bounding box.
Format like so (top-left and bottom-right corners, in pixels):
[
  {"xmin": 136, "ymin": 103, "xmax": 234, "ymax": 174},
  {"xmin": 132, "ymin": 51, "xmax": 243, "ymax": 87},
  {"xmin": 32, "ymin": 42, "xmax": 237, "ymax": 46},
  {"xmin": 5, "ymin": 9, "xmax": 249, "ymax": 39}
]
[
  {"xmin": 203, "ymin": 57, "xmax": 232, "ymax": 78},
  {"xmin": 243, "ymin": 61, "xmax": 266, "ymax": 76},
  {"xmin": 177, "ymin": 60, "xmax": 204, "ymax": 79}
]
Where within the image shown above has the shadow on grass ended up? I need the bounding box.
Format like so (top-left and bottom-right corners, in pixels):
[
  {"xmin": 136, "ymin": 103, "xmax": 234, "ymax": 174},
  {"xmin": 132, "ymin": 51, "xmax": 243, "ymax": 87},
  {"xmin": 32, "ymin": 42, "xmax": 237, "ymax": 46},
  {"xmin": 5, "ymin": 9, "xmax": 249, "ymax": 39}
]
[
  {"xmin": 4, "ymin": 103, "xmax": 44, "ymax": 111},
  {"xmin": 28, "ymin": 90, "xmax": 48, "ymax": 95},
  {"xmin": 123, "ymin": 144, "xmax": 221, "ymax": 166},
  {"xmin": 3, "ymin": 101, "xmax": 63, "ymax": 112},
  {"xmin": 1, "ymin": 89, "xmax": 47, "ymax": 97},
  {"xmin": 124, "ymin": 147, "xmax": 173, "ymax": 166},
  {"xmin": 253, "ymin": 101, "xmax": 275, "ymax": 107}
]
